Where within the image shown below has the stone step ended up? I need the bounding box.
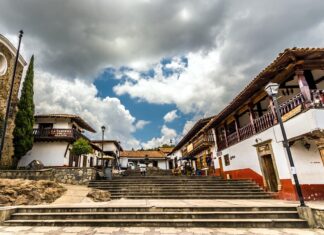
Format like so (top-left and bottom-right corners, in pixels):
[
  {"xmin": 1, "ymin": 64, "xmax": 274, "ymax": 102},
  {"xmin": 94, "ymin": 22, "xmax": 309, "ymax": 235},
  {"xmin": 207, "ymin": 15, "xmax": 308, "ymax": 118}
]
[
  {"xmin": 109, "ymin": 191, "xmax": 270, "ymax": 195},
  {"xmin": 105, "ymin": 189, "xmax": 264, "ymax": 193},
  {"xmin": 3, "ymin": 218, "xmax": 308, "ymax": 228},
  {"xmin": 17, "ymin": 206, "xmax": 298, "ymax": 213},
  {"xmin": 11, "ymin": 211, "xmax": 299, "ymax": 220},
  {"xmin": 110, "ymin": 195, "xmax": 273, "ymax": 199},
  {"xmin": 89, "ymin": 183, "xmax": 258, "ymax": 187}
]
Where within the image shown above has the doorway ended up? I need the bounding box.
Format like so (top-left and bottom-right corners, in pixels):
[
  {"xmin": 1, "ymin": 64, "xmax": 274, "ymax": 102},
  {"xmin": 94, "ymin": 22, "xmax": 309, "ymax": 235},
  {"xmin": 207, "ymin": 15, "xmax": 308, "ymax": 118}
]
[{"xmin": 260, "ymin": 154, "xmax": 279, "ymax": 192}]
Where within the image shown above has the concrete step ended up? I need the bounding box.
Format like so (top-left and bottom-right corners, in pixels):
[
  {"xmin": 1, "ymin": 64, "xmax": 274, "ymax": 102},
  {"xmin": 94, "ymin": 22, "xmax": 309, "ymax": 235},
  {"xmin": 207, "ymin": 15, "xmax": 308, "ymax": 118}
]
[
  {"xmin": 3, "ymin": 218, "xmax": 308, "ymax": 228},
  {"xmin": 105, "ymin": 189, "xmax": 264, "ymax": 193},
  {"xmin": 16, "ymin": 206, "xmax": 298, "ymax": 213},
  {"xmin": 110, "ymin": 195, "xmax": 273, "ymax": 199},
  {"xmin": 11, "ymin": 211, "xmax": 299, "ymax": 220}
]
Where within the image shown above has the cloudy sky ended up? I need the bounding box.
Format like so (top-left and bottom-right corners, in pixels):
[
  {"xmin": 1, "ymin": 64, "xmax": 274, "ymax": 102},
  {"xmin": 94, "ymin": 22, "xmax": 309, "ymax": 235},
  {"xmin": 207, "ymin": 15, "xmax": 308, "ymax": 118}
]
[{"xmin": 1, "ymin": 0, "xmax": 324, "ymax": 149}]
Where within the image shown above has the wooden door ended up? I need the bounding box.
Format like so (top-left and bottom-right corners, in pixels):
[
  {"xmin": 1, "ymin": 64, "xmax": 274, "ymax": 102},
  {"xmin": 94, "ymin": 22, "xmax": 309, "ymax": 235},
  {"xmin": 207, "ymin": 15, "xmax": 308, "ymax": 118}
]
[
  {"xmin": 261, "ymin": 154, "xmax": 278, "ymax": 192},
  {"xmin": 218, "ymin": 157, "xmax": 224, "ymax": 178}
]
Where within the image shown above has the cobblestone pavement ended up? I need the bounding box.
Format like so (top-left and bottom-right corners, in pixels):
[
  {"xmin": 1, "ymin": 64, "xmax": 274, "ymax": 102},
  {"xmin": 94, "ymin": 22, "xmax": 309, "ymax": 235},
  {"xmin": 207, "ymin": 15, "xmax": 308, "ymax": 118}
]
[{"xmin": 0, "ymin": 226, "xmax": 323, "ymax": 235}]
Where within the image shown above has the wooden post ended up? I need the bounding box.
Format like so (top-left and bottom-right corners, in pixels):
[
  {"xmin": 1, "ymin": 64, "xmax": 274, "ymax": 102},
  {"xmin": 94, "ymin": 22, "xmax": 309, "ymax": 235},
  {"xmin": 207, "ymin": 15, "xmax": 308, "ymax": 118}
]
[
  {"xmin": 295, "ymin": 69, "xmax": 312, "ymax": 105},
  {"xmin": 234, "ymin": 115, "xmax": 240, "ymax": 141},
  {"xmin": 248, "ymin": 103, "xmax": 256, "ymax": 134},
  {"xmin": 269, "ymin": 97, "xmax": 278, "ymax": 124},
  {"xmin": 223, "ymin": 124, "xmax": 228, "ymax": 147}
]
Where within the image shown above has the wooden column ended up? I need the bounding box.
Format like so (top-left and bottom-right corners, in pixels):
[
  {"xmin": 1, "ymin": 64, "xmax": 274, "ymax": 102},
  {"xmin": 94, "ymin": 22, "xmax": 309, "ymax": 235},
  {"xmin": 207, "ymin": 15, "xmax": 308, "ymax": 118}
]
[
  {"xmin": 223, "ymin": 124, "xmax": 228, "ymax": 147},
  {"xmin": 234, "ymin": 115, "xmax": 240, "ymax": 141},
  {"xmin": 269, "ymin": 97, "xmax": 278, "ymax": 124},
  {"xmin": 295, "ymin": 69, "xmax": 312, "ymax": 104},
  {"xmin": 248, "ymin": 103, "xmax": 256, "ymax": 134}
]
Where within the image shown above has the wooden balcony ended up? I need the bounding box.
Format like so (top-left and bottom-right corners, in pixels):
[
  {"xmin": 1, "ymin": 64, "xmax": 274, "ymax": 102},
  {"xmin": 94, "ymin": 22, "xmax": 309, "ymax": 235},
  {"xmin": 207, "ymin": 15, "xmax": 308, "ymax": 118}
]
[
  {"xmin": 33, "ymin": 128, "xmax": 88, "ymax": 142},
  {"xmin": 181, "ymin": 132, "xmax": 214, "ymax": 158},
  {"xmin": 218, "ymin": 89, "xmax": 324, "ymax": 151}
]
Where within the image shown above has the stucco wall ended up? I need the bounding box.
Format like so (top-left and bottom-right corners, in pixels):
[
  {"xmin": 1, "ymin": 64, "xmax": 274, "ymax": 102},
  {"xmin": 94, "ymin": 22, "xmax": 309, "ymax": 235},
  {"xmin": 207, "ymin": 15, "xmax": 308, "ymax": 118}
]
[{"xmin": 18, "ymin": 142, "xmax": 69, "ymax": 167}]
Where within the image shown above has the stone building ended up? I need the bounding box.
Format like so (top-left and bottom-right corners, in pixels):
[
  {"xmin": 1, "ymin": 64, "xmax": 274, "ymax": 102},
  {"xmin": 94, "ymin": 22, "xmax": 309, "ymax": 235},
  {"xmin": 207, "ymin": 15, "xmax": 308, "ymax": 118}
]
[{"xmin": 0, "ymin": 34, "xmax": 27, "ymax": 167}]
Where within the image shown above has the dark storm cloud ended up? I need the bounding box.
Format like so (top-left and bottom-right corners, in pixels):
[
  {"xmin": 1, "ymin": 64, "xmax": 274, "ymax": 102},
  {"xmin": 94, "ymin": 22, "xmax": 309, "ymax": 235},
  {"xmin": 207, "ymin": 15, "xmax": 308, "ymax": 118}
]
[{"xmin": 0, "ymin": 0, "xmax": 227, "ymax": 79}]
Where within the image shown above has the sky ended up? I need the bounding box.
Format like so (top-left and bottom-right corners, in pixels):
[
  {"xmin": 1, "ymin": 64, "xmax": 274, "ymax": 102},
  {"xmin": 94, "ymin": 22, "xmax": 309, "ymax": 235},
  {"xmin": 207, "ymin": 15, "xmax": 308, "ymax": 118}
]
[{"xmin": 1, "ymin": 0, "xmax": 324, "ymax": 149}]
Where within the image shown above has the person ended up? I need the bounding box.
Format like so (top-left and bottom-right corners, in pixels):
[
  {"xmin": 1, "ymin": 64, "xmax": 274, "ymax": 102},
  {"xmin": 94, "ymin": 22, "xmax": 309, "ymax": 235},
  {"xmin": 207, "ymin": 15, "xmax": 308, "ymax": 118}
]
[{"xmin": 140, "ymin": 163, "xmax": 146, "ymax": 176}]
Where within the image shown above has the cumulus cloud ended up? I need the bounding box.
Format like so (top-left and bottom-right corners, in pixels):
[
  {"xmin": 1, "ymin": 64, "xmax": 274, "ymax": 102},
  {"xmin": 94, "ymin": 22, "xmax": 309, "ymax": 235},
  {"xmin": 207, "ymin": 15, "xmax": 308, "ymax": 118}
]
[
  {"xmin": 135, "ymin": 120, "xmax": 150, "ymax": 129},
  {"xmin": 2, "ymin": 0, "xmax": 324, "ymax": 146},
  {"xmin": 141, "ymin": 125, "xmax": 177, "ymax": 149},
  {"xmin": 34, "ymin": 71, "xmax": 140, "ymax": 149},
  {"xmin": 163, "ymin": 110, "xmax": 179, "ymax": 123}
]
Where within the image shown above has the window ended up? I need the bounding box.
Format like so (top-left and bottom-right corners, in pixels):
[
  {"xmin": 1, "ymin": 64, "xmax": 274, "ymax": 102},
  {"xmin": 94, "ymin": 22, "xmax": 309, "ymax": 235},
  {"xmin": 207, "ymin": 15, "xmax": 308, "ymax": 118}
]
[{"xmin": 224, "ymin": 154, "xmax": 230, "ymax": 166}]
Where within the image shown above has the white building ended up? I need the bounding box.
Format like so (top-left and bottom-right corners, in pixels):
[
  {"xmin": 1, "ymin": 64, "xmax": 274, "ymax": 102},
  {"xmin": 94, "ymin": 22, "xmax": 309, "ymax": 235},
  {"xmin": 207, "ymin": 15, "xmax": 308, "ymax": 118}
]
[
  {"xmin": 92, "ymin": 140, "xmax": 123, "ymax": 169},
  {"xmin": 120, "ymin": 150, "xmax": 169, "ymax": 170},
  {"xmin": 173, "ymin": 48, "xmax": 324, "ymax": 200},
  {"xmin": 18, "ymin": 114, "xmax": 99, "ymax": 168}
]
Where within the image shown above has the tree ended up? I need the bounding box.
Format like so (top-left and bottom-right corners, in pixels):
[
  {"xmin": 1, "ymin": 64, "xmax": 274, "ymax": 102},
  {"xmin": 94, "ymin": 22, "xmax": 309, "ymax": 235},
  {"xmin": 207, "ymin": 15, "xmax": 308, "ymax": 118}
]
[
  {"xmin": 13, "ymin": 56, "xmax": 35, "ymax": 167},
  {"xmin": 71, "ymin": 138, "xmax": 92, "ymax": 157}
]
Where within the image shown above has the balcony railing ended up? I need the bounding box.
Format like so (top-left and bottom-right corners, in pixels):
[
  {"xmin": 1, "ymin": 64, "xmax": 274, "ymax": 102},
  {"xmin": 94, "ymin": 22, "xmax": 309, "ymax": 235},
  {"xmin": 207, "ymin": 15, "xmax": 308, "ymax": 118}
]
[
  {"xmin": 181, "ymin": 132, "xmax": 214, "ymax": 157},
  {"xmin": 33, "ymin": 128, "xmax": 88, "ymax": 141},
  {"xmin": 217, "ymin": 89, "xmax": 324, "ymax": 151}
]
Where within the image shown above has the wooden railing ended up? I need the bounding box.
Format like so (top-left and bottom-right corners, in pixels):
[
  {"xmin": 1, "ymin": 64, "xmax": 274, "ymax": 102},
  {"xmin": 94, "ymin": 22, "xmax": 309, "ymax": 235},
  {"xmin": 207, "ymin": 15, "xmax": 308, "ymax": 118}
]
[
  {"xmin": 33, "ymin": 128, "xmax": 88, "ymax": 141},
  {"xmin": 217, "ymin": 89, "xmax": 324, "ymax": 151},
  {"xmin": 181, "ymin": 132, "xmax": 214, "ymax": 157}
]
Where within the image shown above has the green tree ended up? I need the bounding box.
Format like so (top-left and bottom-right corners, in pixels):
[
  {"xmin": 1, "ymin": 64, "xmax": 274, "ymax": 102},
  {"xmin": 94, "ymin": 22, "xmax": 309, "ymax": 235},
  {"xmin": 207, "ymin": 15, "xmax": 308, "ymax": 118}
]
[
  {"xmin": 71, "ymin": 138, "xmax": 92, "ymax": 157},
  {"xmin": 13, "ymin": 56, "xmax": 35, "ymax": 167}
]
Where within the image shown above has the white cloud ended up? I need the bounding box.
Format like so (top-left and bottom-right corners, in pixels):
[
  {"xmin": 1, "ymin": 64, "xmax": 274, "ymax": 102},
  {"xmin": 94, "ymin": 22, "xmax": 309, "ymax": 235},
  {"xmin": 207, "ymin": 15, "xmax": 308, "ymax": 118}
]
[
  {"xmin": 163, "ymin": 110, "xmax": 179, "ymax": 123},
  {"xmin": 135, "ymin": 120, "xmax": 150, "ymax": 129},
  {"xmin": 34, "ymin": 70, "xmax": 140, "ymax": 149},
  {"xmin": 141, "ymin": 125, "xmax": 177, "ymax": 149}
]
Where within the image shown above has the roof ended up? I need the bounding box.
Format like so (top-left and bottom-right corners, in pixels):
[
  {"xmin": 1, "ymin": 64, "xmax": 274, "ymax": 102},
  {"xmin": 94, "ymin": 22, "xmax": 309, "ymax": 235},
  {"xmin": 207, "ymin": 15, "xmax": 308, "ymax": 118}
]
[
  {"xmin": 92, "ymin": 140, "xmax": 123, "ymax": 151},
  {"xmin": 34, "ymin": 114, "xmax": 96, "ymax": 133},
  {"xmin": 170, "ymin": 116, "xmax": 213, "ymax": 154},
  {"xmin": 120, "ymin": 150, "xmax": 166, "ymax": 159},
  {"xmin": 0, "ymin": 34, "xmax": 27, "ymax": 66},
  {"xmin": 203, "ymin": 47, "xmax": 324, "ymax": 131},
  {"xmin": 159, "ymin": 147, "xmax": 174, "ymax": 154}
]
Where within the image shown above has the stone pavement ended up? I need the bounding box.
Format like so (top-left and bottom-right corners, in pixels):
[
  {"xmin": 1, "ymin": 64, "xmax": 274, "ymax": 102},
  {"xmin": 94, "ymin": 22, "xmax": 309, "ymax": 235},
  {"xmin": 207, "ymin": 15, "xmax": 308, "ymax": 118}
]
[{"xmin": 0, "ymin": 226, "xmax": 323, "ymax": 235}]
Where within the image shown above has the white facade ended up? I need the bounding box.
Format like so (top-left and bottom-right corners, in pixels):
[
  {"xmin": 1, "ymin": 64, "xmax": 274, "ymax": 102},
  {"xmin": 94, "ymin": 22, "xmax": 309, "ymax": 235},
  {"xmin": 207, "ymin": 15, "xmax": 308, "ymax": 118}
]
[
  {"xmin": 18, "ymin": 142, "xmax": 69, "ymax": 167},
  {"xmin": 219, "ymin": 109, "xmax": 324, "ymax": 185}
]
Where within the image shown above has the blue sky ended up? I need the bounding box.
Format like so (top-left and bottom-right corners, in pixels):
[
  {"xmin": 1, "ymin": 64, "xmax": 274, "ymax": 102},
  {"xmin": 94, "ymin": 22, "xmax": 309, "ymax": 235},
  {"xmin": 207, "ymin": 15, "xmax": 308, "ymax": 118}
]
[{"xmin": 94, "ymin": 57, "xmax": 194, "ymax": 145}]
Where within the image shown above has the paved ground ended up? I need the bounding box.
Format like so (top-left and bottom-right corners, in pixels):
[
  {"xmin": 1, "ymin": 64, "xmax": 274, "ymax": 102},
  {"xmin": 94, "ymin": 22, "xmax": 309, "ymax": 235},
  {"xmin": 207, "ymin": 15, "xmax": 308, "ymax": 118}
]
[{"xmin": 0, "ymin": 226, "xmax": 323, "ymax": 235}]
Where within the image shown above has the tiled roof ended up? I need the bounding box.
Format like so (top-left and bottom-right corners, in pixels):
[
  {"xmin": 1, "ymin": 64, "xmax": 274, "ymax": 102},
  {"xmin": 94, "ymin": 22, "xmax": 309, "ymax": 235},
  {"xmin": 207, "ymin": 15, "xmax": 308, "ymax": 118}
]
[
  {"xmin": 120, "ymin": 150, "xmax": 166, "ymax": 159},
  {"xmin": 34, "ymin": 114, "xmax": 96, "ymax": 133}
]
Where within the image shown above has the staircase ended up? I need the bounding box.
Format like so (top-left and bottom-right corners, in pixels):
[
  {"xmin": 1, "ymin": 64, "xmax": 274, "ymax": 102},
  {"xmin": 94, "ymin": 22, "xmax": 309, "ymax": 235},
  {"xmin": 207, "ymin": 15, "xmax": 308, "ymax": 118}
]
[
  {"xmin": 3, "ymin": 205, "xmax": 308, "ymax": 227},
  {"xmin": 88, "ymin": 176, "xmax": 274, "ymax": 199}
]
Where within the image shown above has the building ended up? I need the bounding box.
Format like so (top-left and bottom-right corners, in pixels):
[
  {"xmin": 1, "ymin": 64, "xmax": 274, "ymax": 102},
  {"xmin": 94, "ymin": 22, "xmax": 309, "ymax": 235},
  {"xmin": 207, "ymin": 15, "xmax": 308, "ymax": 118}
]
[
  {"xmin": 18, "ymin": 114, "xmax": 99, "ymax": 167},
  {"xmin": 120, "ymin": 150, "xmax": 169, "ymax": 170},
  {"xmin": 0, "ymin": 34, "xmax": 27, "ymax": 167},
  {"xmin": 168, "ymin": 117, "xmax": 214, "ymax": 173},
  {"xmin": 92, "ymin": 140, "xmax": 123, "ymax": 169},
  {"xmin": 174, "ymin": 48, "xmax": 324, "ymax": 200}
]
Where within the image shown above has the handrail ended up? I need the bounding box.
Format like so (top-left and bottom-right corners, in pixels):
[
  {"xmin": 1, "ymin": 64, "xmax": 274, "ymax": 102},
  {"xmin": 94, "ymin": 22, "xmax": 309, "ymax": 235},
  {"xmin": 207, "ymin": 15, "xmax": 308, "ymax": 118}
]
[{"xmin": 33, "ymin": 128, "xmax": 88, "ymax": 140}]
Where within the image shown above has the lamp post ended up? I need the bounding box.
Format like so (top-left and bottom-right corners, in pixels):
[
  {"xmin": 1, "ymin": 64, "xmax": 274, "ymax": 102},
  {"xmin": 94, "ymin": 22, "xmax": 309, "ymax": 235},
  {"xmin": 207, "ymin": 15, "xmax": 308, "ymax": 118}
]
[
  {"xmin": 0, "ymin": 30, "xmax": 23, "ymax": 161},
  {"xmin": 265, "ymin": 82, "xmax": 305, "ymax": 207},
  {"xmin": 101, "ymin": 125, "xmax": 105, "ymax": 169}
]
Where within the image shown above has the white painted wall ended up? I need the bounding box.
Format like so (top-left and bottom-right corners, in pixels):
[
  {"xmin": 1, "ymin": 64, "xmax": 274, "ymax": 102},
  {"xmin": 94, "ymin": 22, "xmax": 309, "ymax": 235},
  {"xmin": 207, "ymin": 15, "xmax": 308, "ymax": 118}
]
[
  {"xmin": 291, "ymin": 140, "xmax": 324, "ymax": 184},
  {"xmin": 158, "ymin": 160, "xmax": 168, "ymax": 170},
  {"xmin": 18, "ymin": 142, "xmax": 69, "ymax": 167},
  {"xmin": 219, "ymin": 109, "xmax": 324, "ymax": 184}
]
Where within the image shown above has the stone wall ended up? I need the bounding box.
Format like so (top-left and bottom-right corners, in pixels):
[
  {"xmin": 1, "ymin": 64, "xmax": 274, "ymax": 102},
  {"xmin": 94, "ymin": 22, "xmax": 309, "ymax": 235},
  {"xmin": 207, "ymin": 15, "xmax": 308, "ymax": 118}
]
[
  {"xmin": 53, "ymin": 167, "xmax": 97, "ymax": 185},
  {"xmin": 0, "ymin": 167, "xmax": 98, "ymax": 185},
  {"xmin": 298, "ymin": 206, "xmax": 324, "ymax": 228},
  {"xmin": 0, "ymin": 38, "xmax": 25, "ymax": 167}
]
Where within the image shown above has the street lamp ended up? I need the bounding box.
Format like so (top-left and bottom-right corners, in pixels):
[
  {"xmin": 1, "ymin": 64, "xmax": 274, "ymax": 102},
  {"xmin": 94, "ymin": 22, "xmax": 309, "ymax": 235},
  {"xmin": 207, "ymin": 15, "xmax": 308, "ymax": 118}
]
[
  {"xmin": 265, "ymin": 82, "xmax": 305, "ymax": 207},
  {"xmin": 101, "ymin": 125, "xmax": 106, "ymax": 169}
]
